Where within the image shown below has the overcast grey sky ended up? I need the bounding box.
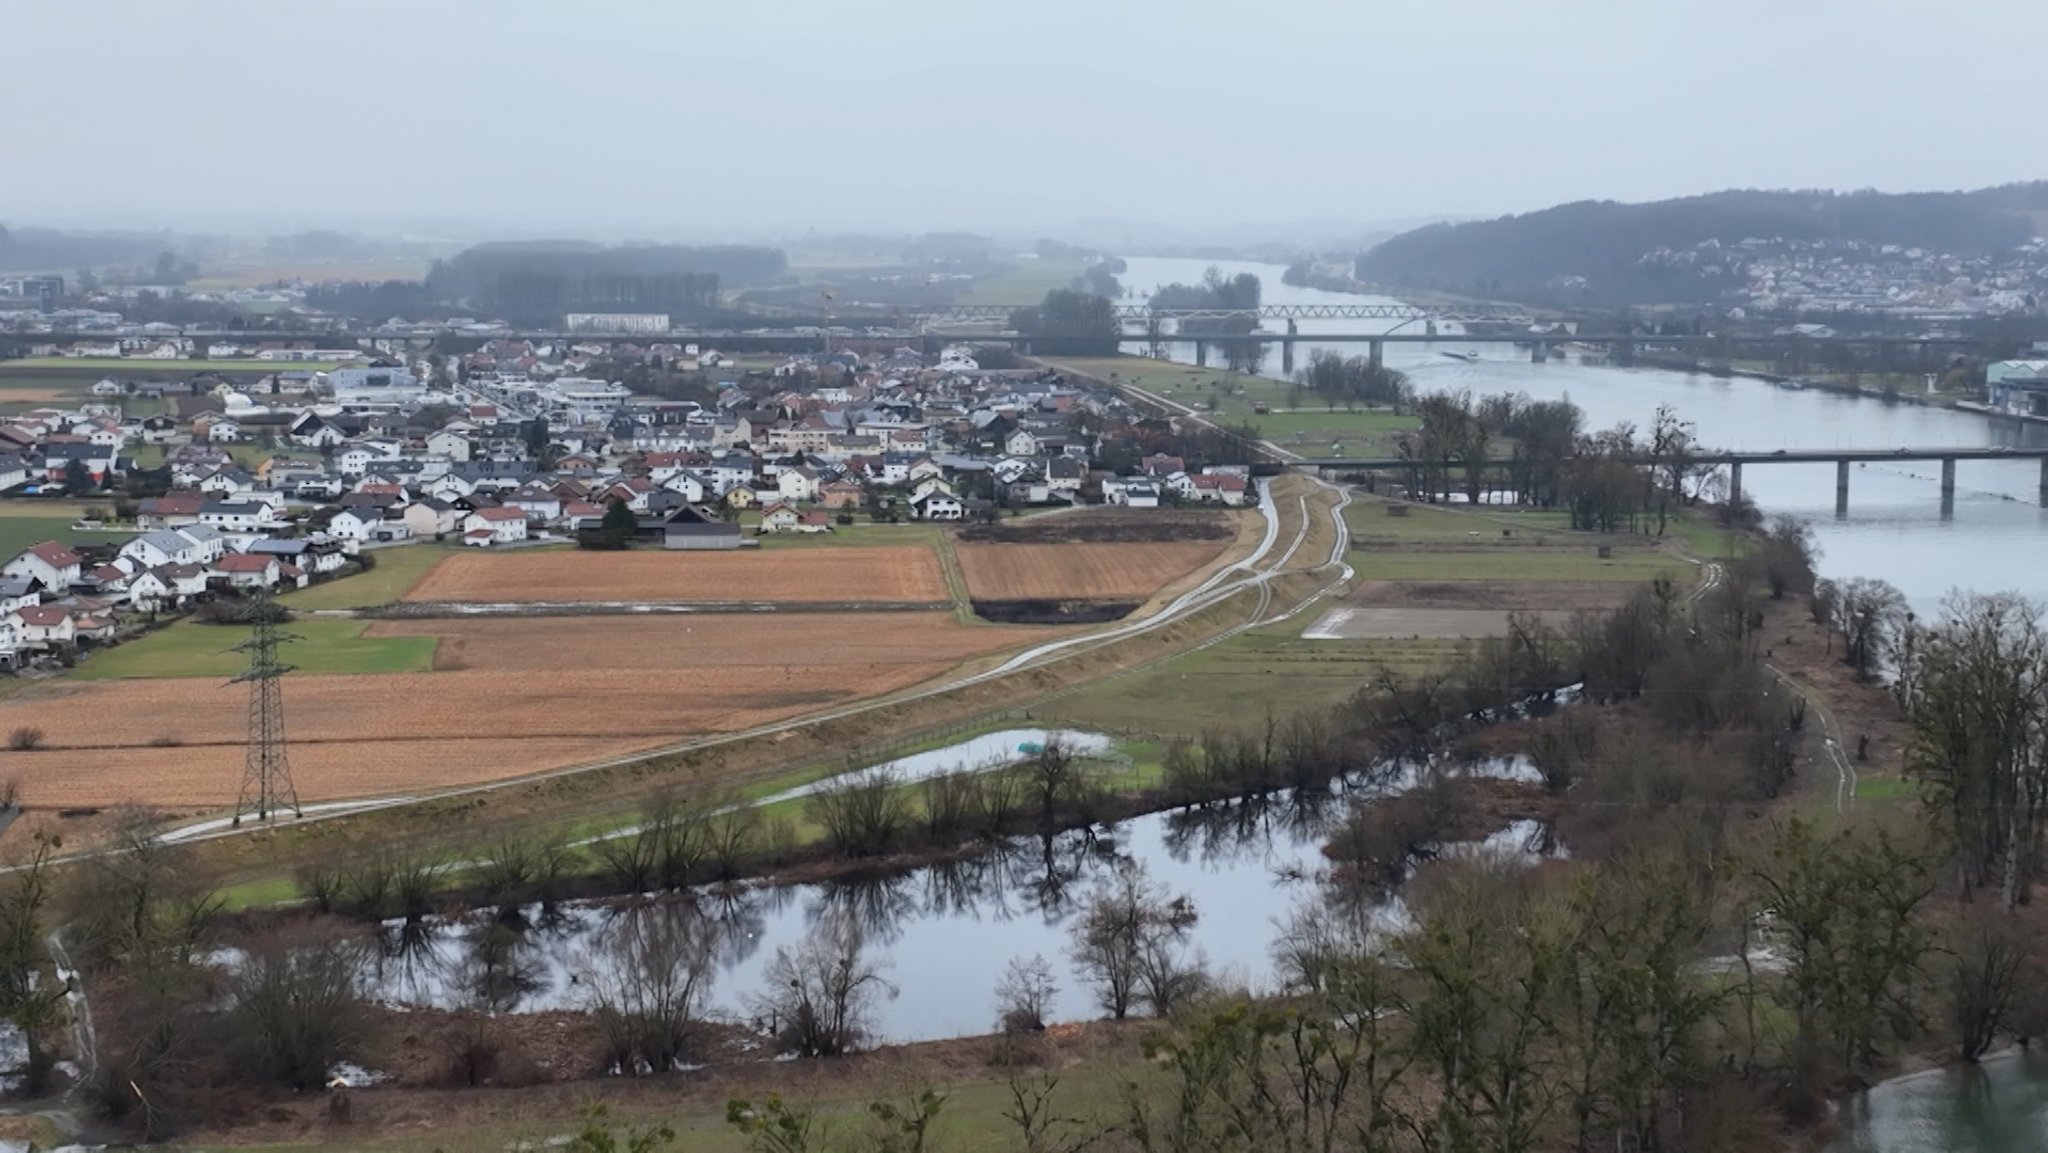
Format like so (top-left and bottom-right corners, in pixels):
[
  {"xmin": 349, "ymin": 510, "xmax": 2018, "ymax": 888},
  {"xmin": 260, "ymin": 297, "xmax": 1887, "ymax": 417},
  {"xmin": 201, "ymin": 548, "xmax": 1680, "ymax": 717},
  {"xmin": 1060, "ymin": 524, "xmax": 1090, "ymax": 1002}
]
[{"xmin": 6, "ymin": 0, "xmax": 2044, "ymax": 238}]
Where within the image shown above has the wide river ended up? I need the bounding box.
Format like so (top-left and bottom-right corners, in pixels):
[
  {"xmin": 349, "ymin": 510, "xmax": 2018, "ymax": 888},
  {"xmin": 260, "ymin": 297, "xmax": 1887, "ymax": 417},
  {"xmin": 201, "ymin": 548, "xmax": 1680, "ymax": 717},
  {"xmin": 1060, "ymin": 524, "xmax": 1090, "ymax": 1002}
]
[
  {"xmin": 1118, "ymin": 256, "xmax": 2048, "ymax": 616},
  {"xmin": 1119, "ymin": 256, "xmax": 2047, "ymax": 1151}
]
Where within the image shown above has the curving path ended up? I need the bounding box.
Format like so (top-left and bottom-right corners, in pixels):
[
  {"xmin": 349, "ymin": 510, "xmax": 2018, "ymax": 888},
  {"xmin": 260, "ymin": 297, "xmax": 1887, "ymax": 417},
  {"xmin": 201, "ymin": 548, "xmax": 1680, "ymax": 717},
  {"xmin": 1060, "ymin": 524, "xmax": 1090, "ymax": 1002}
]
[{"xmin": 140, "ymin": 475, "xmax": 1355, "ymax": 851}]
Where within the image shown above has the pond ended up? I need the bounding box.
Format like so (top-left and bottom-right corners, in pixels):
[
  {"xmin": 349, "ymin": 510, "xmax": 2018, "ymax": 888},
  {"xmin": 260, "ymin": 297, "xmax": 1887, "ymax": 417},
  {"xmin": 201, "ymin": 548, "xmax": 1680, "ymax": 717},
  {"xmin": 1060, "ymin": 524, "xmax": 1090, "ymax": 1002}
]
[{"xmin": 291, "ymin": 751, "xmax": 1553, "ymax": 1046}]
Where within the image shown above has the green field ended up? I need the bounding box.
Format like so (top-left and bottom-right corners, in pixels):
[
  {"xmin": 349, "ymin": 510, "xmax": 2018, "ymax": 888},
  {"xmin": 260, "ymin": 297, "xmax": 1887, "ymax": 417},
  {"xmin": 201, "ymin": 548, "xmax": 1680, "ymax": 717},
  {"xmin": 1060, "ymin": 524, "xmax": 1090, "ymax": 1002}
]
[
  {"xmin": 1046, "ymin": 355, "xmax": 1421, "ymax": 454},
  {"xmin": 279, "ymin": 545, "xmax": 449, "ymax": 609},
  {"xmin": 0, "ymin": 517, "xmax": 108, "ymax": 563},
  {"xmin": 71, "ymin": 618, "xmax": 435, "ymax": 680},
  {"xmin": 956, "ymin": 259, "xmax": 1090, "ymax": 305},
  {"xmin": 1042, "ymin": 626, "xmax": 1457, "ymax": 737},
  {"xmin": 1350, "ymin": 548, "xmax": 1692, "ymax": 583}
]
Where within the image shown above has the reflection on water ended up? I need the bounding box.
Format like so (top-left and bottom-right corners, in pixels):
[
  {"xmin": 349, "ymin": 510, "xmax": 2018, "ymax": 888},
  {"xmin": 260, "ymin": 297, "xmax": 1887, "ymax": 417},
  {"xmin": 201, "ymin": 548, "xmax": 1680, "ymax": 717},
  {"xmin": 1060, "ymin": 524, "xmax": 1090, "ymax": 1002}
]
[
  {"xmin": 329, "ymin": 756, "xmax": 1549, "ymax": 1043},
  {"xmin": 1831, "ymin": 1049, "xmax": 2048, "ymax": 1153}
]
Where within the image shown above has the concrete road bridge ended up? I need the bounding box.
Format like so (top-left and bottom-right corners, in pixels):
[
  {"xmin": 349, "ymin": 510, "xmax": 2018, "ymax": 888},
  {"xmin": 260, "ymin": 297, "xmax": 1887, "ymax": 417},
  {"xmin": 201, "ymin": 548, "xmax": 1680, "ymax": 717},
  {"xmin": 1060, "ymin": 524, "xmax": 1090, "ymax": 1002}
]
[{"xmin": 1295, "ymin": 446, "xmax": 2048, "ymax": 513}]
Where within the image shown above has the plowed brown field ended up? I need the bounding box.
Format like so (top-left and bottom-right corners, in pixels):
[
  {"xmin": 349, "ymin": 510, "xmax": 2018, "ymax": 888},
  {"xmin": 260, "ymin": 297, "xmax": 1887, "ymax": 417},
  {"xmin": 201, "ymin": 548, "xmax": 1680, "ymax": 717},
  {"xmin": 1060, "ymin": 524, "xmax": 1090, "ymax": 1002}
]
[
  {"xmin": 5, "ymin": 613, "xmax": 1066, "ymax": 807},
  {"xmin": 402, "ymin": 547, "xmax": 948, "ymax": 604},
  {"xmin": 366, "ymin": 613, "xmax": 1053, "ymax": 672},
  {"xmin": 954, "ymin": 541, "xmax": 1231, "ymax": 601}
]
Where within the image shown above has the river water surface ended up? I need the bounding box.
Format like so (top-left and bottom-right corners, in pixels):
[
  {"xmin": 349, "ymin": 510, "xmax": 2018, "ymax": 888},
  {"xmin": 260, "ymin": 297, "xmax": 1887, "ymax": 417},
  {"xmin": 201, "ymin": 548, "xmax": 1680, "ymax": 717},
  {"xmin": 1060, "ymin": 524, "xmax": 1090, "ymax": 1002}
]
[
  {"xmin": 1117, "ymin": 256, "xmax": 2048, "ymax": 615},
  {"xmin": 1117, "ymin": 256, "xmax": 2048, "ymax": 1150}
]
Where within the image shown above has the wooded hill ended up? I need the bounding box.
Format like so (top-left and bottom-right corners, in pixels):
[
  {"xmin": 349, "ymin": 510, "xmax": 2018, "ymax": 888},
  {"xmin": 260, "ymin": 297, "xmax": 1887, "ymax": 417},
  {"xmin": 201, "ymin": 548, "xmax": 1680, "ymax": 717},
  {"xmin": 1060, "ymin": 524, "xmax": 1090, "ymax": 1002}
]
[{"xmin": 1355, "ymin": 183, "xmax": 2048, "ymax": 306}]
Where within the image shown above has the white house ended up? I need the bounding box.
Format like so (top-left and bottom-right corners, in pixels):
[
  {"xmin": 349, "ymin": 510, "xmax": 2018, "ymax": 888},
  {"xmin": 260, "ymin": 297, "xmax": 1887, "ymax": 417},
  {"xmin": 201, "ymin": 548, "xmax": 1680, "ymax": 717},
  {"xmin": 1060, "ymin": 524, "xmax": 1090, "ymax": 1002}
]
[
  {"xmin": 425, "ymin": 428, "xmax": 474, "ymax": 462},
  {"xmin": 1046, "ymin": 456, "xmax": 1086, "ymax": 494},
  {"xmin": 3, "ymin": 542, "xmax": 83, "ymax": 590},
  {"xmin": 176, "ymin": 524, "xmax": 229, "ymax": 563},
  {"xmin": 288, "ymin": 412, "xmax": 348, "ymax": 449},
  {"xmin": 1004, "ymin": 428, "xmax": 1039, "ymax": 457},
  {"xmin": 424, "ymin": 472, "xmax": 476, "ymax": 501},
  {"xmin": 1102, "ymin": 477, "xmax": 1164, "ymax": 508},
  {"xmin": 659, "ymin": 470, "xmax": 708, "ymax": 503},
  {"xmin": 128, "ymin": 563, "xmax": 212, "ymax": 612},
  {"xmin": 777, "ymin": 466, "xmax": 821, "ymax": 503},
  {"xmin": 198, "ymin": 501, "xmax": 282, "ymax": 532},
  {"xmin": 119, "ymin": 530, "xmax": 203, "ymax": 570},
  {"xmin": 9, "ymin": 605, "xmax": 76, "ymax": 648},
  {"xmin": 327, "ymin": 508, "xmax": 385, "ymax": 543},
  {"xmin": 463, "ymin": 507, "xmax": 530, "ymax": 546},
  {"xmin": 0, "ymin": 577, "xmax": 40, "ymax": 617},
  {"xmin": 910, "ymin": 491, "xmax": 965, "ymax": 520},
  {"xmin": 400, "ymin": 498, "xmax": 462, "ymax": 539},
  {"xmin": 1189, "ymin": 472, "xmax": 1250, "ymax": 506},
  {"xmin": 212, "ymin": 553, "xmax": 282, "ymax": 590},
  {"xmin": 206, "ymin": 418, "xmax": 244, "ymax": 443}
]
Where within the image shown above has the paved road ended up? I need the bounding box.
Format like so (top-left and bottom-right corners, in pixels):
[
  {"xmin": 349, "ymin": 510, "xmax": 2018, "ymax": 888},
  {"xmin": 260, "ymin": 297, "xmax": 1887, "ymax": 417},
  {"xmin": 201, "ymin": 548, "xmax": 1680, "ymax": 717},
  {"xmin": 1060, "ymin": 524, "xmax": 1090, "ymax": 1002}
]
[{"xmin": 138, "ymin": 473, "xmax": 1352, "ymax": 852}]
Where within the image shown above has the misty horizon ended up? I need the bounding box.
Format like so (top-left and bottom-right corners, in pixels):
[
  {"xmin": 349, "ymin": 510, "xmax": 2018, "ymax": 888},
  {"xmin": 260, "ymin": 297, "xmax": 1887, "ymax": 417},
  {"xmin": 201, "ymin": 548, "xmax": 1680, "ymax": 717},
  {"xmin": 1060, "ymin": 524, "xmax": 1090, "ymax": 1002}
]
[{"xmin": 7, "ymin": 0, "xmax": 2047, "ymax": 243}]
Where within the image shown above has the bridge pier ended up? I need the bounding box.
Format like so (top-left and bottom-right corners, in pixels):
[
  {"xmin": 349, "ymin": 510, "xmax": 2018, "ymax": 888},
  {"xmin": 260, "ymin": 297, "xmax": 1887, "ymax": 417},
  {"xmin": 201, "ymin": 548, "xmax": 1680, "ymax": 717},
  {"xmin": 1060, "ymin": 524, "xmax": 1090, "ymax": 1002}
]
[
  {"xmin": 1727, "ymin": 462, "xmax": 1742, "ymax": 506},
  {"xmin": 2040, "ymin": 458, "xmax": 2048, "ymax": 506},
  {"xmin": 1369, "ymin": 339, "xmax": 1384, "ymax": 370},
  {"xmin": 1941, "ymin": 457, "xmax": 1957, "ymax": 500},
  {"xmin": 1531, "ymin": 341, "xmax": 1548, "ymax": 363},
  {"xmin": 1194, "ymin": 340, "xmax": 1207, "ymax": 368},
  {"xmin": 1836, "ymin": 460, "xmax": 1851, "ymax": 518},
  {"xmin": 1283, "ymin": 319, "xmax": 1297, "ymax": 375}
]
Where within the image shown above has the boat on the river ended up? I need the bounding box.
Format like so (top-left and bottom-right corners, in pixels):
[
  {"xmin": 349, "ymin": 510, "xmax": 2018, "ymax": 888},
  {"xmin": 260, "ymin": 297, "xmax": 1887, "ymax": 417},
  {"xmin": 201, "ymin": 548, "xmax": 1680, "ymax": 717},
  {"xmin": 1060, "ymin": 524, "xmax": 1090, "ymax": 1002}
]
[{"xmin": 1441, "ymin": 350, "xmax": 1480, "ymax": 363}]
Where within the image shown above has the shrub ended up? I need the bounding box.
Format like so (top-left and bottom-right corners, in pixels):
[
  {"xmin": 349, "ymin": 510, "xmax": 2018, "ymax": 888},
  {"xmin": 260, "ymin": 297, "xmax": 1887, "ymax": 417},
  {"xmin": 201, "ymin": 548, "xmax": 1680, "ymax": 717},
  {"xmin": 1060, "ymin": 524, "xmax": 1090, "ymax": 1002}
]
[
  {"xmin": 227, "ymin": 944, "xmax": 366, "ymax": 1091},
  {"xmin": 5, "ymin": 727, "xmax": 44, "ymax": 752}
]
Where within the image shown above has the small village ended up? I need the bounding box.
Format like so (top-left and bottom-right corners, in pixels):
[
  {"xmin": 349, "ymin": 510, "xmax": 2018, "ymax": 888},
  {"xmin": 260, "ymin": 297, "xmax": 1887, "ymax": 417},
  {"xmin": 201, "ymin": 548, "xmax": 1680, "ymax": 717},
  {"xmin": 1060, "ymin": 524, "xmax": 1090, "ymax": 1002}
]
[{"xmin": 0, "ymin": 339, "xmax": 1251, "ymax": 668}]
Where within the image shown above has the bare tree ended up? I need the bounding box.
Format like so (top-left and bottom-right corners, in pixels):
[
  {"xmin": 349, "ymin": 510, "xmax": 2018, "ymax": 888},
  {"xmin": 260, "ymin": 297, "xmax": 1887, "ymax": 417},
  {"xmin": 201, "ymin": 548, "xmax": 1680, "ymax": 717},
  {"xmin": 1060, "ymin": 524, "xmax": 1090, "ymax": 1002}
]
[
  {"xmin": 1903, "ymin": 592, "xmax": 2048, "ymax": 906},
  {"xmin": 1068, "ymin": 863, "xmax": 1196, "ymax": 1021},
  {"xmin": 995, "ymin": 954, "xmax": 1059, "ymax": 1034},
  {"xmin": 228, "ymin": 941, "xmax": 367, "ymax": 1091},
  {"xmin": 1949, "ymin": 905, "xmax": 2035, "ymax": 1062},
  {"xmin": 588, "ymin": 908, "xmax": 718, "ymax": 1075},
  {"xmin": 752, "ymin": 913, "xmax": 896, "ymax": 1057},
  {"xmin": 1025, "ymin": 736, "xmax": 1089, "ymax": 836},
  {"xmin": 809, "ymin": 768, "xmax": 911, "ymax": 858},
  {"xmin": 1827, "ymin": 576, "xmax": 1909, "ymax": 681},
  {"xmin": 0, "ymin": 832, "xmax": 69, "ymax": 1092}
]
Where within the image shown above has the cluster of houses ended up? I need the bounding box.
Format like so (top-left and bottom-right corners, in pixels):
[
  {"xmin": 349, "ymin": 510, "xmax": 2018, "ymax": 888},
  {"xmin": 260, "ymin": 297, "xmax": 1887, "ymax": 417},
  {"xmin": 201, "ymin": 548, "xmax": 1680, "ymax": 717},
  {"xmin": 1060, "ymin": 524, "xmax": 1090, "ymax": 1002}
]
[{"xmin": 0, "ymin": 341, "xmax": 1255, "ymax": 664}]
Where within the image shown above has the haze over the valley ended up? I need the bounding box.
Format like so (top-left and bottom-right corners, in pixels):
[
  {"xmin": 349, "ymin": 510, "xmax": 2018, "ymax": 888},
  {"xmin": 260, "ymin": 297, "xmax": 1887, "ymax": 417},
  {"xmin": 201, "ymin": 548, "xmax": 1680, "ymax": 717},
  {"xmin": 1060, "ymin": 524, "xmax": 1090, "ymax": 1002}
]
[{"xmin": 5, "ymin": 0, "xmax": 2046, "ymax": 239}]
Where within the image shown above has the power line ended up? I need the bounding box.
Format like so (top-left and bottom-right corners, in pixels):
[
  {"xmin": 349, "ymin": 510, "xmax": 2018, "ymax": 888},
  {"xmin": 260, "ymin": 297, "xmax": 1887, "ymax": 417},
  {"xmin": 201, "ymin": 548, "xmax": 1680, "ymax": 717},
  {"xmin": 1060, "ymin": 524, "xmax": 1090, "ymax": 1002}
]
[{"xmin": 226, "ymin": 588, "xmax": 302, "ymax": 827}]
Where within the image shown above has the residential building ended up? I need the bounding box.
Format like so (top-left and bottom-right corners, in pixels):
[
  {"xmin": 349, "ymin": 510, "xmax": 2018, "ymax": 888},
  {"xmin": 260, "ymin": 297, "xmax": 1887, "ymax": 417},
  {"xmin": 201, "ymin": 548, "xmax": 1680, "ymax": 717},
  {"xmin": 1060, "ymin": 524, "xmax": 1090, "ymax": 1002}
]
[
  {"xmin": 4, "ymin": 541, "xmax": 83, "ymax": 590},
  {"xmin": 463, "ymin": 507, "xmax": 530, "ymax": 546}
]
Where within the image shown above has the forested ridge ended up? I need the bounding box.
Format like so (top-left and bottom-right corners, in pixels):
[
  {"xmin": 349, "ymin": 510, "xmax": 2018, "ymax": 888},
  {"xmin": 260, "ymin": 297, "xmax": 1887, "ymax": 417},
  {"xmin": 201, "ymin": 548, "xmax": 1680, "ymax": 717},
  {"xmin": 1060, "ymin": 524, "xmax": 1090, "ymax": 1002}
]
[{"xmin": 1356, "ymin": 183, "xmax": 2048, "ymax": 305}]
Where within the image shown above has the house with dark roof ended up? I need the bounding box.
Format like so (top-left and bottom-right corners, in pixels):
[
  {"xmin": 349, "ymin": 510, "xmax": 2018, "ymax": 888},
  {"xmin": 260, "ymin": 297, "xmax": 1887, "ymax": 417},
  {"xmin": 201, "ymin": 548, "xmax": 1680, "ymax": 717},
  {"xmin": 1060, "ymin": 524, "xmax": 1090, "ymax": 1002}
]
[{"xmin": 662, "ymin": 505, "xmax": 743, "ymax": 551}]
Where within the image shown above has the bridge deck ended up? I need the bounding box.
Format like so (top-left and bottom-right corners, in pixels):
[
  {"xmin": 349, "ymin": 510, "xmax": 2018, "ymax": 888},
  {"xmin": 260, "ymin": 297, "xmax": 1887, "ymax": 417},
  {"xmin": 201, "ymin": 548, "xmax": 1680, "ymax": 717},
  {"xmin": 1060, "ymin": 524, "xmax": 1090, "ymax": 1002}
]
[{"xmin": 1295, "ymin": 447, "xmax": 2048, "ymax": 469}]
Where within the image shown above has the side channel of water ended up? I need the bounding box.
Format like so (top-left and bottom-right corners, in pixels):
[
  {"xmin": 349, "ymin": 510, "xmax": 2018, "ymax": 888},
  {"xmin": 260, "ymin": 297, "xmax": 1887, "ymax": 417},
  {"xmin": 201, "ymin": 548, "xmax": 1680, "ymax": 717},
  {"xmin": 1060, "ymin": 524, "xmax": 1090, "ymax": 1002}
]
[{"xmin": 281, "ymin": 731, "xmax": 1554, "ymax": 1047}]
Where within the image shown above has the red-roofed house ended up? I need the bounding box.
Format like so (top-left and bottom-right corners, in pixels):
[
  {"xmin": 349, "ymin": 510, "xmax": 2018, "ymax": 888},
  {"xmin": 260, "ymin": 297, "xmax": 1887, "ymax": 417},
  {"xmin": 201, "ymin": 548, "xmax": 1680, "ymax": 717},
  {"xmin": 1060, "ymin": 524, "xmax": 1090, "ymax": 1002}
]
[
  {"xmin": 758, "ymin": 503, "xmax": 833, "ymax": 535},
  {"xmin": 9, "ymin": 604, "xmax": 76, "ymax": 647},
  {"xmin": 4, "ymin": 541, "xmax": 83, "ymax": 590},
  {"xmin": 212, "ymin": 552, "xmax": 281, "ymax": 590},
  {"xmin": 462, "ymin": 507, "xmax": 530, "ymax": 546},
  {"xmin": 1188, "ymin": 472, "xmax": 1250, "ymax": 506}
]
